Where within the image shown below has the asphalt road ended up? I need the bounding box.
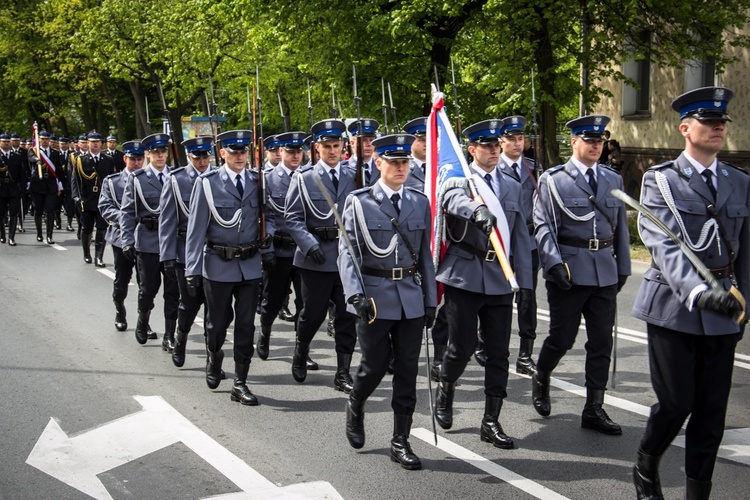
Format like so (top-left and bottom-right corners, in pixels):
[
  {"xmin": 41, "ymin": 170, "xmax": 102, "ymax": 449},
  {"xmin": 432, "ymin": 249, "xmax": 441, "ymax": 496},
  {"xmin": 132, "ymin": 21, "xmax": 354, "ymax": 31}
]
[{"xmin": 1, "ymin": 229, "xmax": 749, "ymax": 500}]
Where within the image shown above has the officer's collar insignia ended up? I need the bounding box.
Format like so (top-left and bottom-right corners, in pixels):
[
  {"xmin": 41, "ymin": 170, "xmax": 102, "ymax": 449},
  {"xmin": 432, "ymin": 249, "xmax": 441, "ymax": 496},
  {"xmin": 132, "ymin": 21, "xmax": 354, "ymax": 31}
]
[
  {"xmin": 405, "ymin": 192, "xmax": 411, "ymax": 201},
  {"xmin": 221, "ymin": 173, "xmax": 228, "ymax": 181},
  {"xmin": 499, "ymin": 163, "xmax": 507, "ymax": 170},
  {"xmin": 571, "ymin": 168, "xmax": 578, "ymax": 177},
  {"xmin": 722, "ymin": 168, "xmax": 729, "ymax": 177},
  {"xmin": 189, "ymin": 170, "xmax": 195, "ymax": 178},
  {"xmin": 341, "ymin": 168, "xmax": 348, "ymax": 175},
  {"xmin": 145, "ymin": 170, "xmax": 152, "ymax": 177},
  {"xmin": 682, "ymin": 166, "xmax": 693, "ymax": 177},
  {"xmin": 600, "ymin": 169, "xmax": 606, "ymax": 177},
  {"xmin": 318, "ymin": 169, "xmax": 325, "ymax": 175},
  {"xmin": 375, "ymin": 192, "xmax": 384, "ymax": 201},
  {"xmin": 277, "ymin": 170, "xmax": 283, "ymax": 177}
]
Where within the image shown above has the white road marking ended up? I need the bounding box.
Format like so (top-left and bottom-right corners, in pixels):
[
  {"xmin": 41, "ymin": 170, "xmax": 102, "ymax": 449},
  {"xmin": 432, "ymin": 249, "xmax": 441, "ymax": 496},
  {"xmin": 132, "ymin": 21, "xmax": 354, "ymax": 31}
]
[
  {"xmin": 674, "ymin": 427, "xmax": 750, "ymax": 467},
  {"xmin": 51, "ymin": 243, "xmax": 67, "ymax": 251},
  {"xmin": 411, "ymin": 428, "xmax": 570, "ymax": 500}
]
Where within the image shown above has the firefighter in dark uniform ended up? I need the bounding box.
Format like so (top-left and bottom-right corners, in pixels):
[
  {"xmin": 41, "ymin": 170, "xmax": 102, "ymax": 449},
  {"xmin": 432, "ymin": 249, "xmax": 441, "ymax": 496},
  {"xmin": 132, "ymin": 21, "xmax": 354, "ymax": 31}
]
[
  {"xmin": 120, "ymin": 133, "xmax": 179, "ymax": 347},
  {"xmin": 339, "ymin": 133, "xmax": 437, "ymax": 470},
  {"xmin": 104, "ymin": 135, "xmax": 126, "ymax": 173},
  {"xmin": 98, "ymin": 140, "xmax": 145, "ymax": 331},
  {"xmin": 531, "ymin": 115, "xmax": 631, "ymax": 435},
  {"xmin": 0, "ymin": 133, "xmax": 26, "ymax": 246},
  {"xmin": 159, "ymin": 136, "xmax": 214, "ymax": 365},
  {"xmin": 184, "ymin": 130, "xmax": 275, "ymax": 405},
  {"xmin": 285, "ymin": 119, "xmax": 358, "ymax": 391},
  {"xmin": 58, "ymin": 137, "xmax": 76, "ymax": 232},
  {"xmin": 28, "ymin": 131, "xmax": 63, "ymax": 244},
  {"xmin": 631, "ymin": 87, "xmax": 748, "ymax": 500},
  {"xmin": 70, "ymin": 132, "xmax": 116, "ymax": 264}
]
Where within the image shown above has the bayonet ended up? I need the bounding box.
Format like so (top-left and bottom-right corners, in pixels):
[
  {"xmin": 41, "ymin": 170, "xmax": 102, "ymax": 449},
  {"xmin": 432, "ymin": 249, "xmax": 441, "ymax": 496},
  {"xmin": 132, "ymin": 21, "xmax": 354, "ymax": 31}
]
[
  {"xmin": 381, "ymin": 78, "xmax": 389, "ymax": 134},
  {"xmin": 387, "ymin": 82, "xmax": 399, "ymax": 131},
  {"xmin": 353, "ymin": 65, "xmax": 365, "ymax": 189}
]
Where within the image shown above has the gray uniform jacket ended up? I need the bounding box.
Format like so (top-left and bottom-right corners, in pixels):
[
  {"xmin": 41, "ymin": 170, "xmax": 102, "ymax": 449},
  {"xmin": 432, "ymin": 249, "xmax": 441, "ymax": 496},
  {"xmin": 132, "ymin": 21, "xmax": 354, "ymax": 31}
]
[
  {"xmin": 265, "ymin": 164, "xmax": 297, "ymax": 259},
  {"xmin": 498, "ymin": 157, "xmax": 538, "ymax": 250},
  {"xmin": 534, "ymin": 161, "xmax": 631, "ymax": 287},
  {"xmin": 185, "ymin": 165, "xmax": 275, "ymax": 282},
  {"xmin": 98, "ymin": 170, "xmax": 128, "ymax": 247},
  {"xmin": 346, "ymin": 157, "xmax": 379, "ymax": 186},
  {"xmin": 159, "ymin": 164, "xmax": 208, "ymax": 264},
  {"xmin": 632, "ymin": 153, "xmax": 749, "ymax": 335},
  {"xmin": 338, "ymin": 184, "xmax": 437, "ymax": 320},
  {"xmin": 404, "ymin": 160, "xmax": 426, "ymax": 191},
  {"xmin": 285, "ymin": 160, "xmax": 356, "ymax": 272},
  {"xmin": 120, "ymin": 166, "xmax": 167, "ymax": 254},
  {"xmin": 436, "ymin": 170, "xmax": 533, "ymax": 295}
]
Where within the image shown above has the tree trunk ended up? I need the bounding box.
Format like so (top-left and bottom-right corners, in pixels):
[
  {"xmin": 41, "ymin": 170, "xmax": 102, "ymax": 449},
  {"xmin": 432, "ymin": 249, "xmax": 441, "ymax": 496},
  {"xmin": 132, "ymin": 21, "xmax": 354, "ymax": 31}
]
[
  {"xmin": 129, "ymin": 80, "xmax": 150, "ymax": 137},
  {"xmin": 532, "ymin": 6, "xmax": 561, "ymax": 169}
]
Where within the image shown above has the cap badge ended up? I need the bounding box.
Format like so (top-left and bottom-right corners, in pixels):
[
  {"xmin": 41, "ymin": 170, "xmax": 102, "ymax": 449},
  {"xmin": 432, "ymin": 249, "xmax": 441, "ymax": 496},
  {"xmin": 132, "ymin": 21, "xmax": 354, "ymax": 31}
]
[
  {"xmin": 594, "ymin": 117, "xmax": 602, "ymax": 125},
  {"xmin": 196, "ymin": 138, "xmax": 203, "ymax": 145},
  {"xmin": 511, "ymin": 117, "xmax": 519, "ymax": 124},
  {"xmin": 396, "ymin": 136, "xmax": 405, "ymax": 145},
  {"xmin": 364, "ymin": 120, "xmax": 371, "ymax": 127},
  {"xmin": 490, "ymin": 120, "xmax": 498, "ymax": 129},
  {"xmin": 714, "ymin": 88, "xmax": 725, "ymax": 101},
  {"xmin": 236, "ymin": 132, "xmax": 242, "ymax": 139}
]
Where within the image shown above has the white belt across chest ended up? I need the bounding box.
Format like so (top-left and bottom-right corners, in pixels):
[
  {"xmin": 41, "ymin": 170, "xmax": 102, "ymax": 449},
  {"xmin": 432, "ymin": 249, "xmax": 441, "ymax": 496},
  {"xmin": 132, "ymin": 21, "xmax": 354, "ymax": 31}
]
[
  {"xmin": 133, "ymin": 175, "xmax": 161, "ymax": 216},
  {"xmin": 547, "ymin": 173, "xmax": 598, "ymax": 240},
  {"xmin": 202, "ymin": 177, "xmax": 242, "ymax": 230}
]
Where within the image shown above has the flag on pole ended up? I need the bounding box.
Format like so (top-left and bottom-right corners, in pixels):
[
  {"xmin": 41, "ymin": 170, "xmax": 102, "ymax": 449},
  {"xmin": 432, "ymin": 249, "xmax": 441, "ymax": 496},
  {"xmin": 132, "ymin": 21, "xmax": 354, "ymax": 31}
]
[{"xmin": 32, "ymin": 123, "xmax": 58, "ymax": 179}]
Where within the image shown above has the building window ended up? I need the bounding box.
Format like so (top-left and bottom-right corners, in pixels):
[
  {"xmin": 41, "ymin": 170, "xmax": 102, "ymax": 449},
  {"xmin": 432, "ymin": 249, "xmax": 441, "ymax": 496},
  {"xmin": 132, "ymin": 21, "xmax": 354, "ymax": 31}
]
[
  {"xmin": 685, "ymin": 57, "xmax": 716, "ymax": 91},
  {"xmin": 622, "ymin": 30, "xmax": 652, "ymax": 117}
]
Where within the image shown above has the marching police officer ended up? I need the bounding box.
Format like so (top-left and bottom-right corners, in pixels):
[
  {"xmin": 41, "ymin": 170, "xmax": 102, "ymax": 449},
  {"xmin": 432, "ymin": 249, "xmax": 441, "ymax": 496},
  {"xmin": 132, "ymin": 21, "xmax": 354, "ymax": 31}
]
[
  {"xmin": 70, "ymin": 132, "xmax": 116, "ymax": 264},
  {"xmin": 339, "ymin": 133, "xmax": 437, "ymax": 470},
  {"xmin": 104, "ymin": 135, "xmax": 126, "ymax": 173},
  {"xmin": 433, "ymin": 119, "xmax": 533, "ymax": 449},
  {"xmin": 497, "ymin": 115, "xmax": 541, "ymax": 375},
  {"xmin": 531, "ymin": 114, "xmax": 631, "ymax": 435},
  {"xmin": 98, "ymin": 140, "xmax": 145, "ymax": 331},
  {"xmin": 185, "ymin": 130, "xmax": 275, "ymax": 405},
  {"xmin": 159, "ymin": 136, "xmax": 214, "ymax": 364},
  {"xmin": 285, "ymin": 119, "xmax": 358, "ymax": 391},
  {"xmin": 120, "ymin": 133, "xmax": 179, "ymax": 347},
  {"xmin": 401, "ymin": 117, "xmax": 428, "ymax": 190},
  {"xmin": 0, "ymin": 133, "xmax": 25, "ymax": 246},
  {"xmin": 263, "ymin": 135, "xmax": 282, "ymax": 171},
  {"xmin": 28, "ymin": 131, "xmax": 63, "ymax": 244},
  {"xmin": 347, "ymin": 119, "xmax": 380, "ymax": 185},
  {"xmin": 631, "ymin": 87, "xmax": 748, "ymax": 500}
]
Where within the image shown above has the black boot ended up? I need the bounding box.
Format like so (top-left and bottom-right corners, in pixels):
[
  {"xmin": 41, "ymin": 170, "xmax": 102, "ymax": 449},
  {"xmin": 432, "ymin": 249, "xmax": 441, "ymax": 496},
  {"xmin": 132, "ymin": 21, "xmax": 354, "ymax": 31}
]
[
  {"xmin": 278, "ymin": 306, "xmax": 294, "ymax": 322},
  {"xmin": 256, "ymin": 324, "xmax": 271, "ymax": 360},
  {"xmin": 390, "ymin": 414, "xmax": 421, "ymax": 470},
  {"xmin": 435, "ymin": 380, "xmax": 456, "ymax": 430},
  {"xmin": 306, "ymin": 356, "xmax": 319, "ymax": 370},
  {"xmin": 230, "ymin": 362, "xmax": 259, "ymax": 405},
  {"xmin": 45, "ymin": 213, "xmax": 55, "ymax": 244},
  {"xmin": 686, "ymin": 478, "xmax": 712, "ymax": 500},
  {"xmin": 345, "ymin": 395, "xmax": 365, "ymax": 449},
  {"xmin": 531, "ymin": 369, "xmax": 551, "ymax": 417},
  {"xmin": 633, "ymin": 448, "xmax": 664, "ymax": 500},
  {"xmin": 94, "ymin": 229, "xmax": 106, "ymax": 267},
  {"xmin": 114, "ymin": 301, "xmax": 127, "ymax": 331},
  {"xmin": 172, "ymin": 328, "xmax": 189, "ymax": 367},
  {"xmin": 206, "ymin": 349, "xmax": 224, "ymax": 390},
  {"xmin": 474, "ymin": 328, "xmax": 487, "ymax": 367},
  {"xmin": 334, "ymin": 353, "xmax": 354, "ymax": 393},
  {"xmin": 135, "ymin": 310, "xmax": 150, "ymax": 345},
  {"xmin": 55, "ymin": 213, "xmax": 61, "ymax": 230},
  {"xmin": 516, "ymin": 338, "xmax": 537, "ymax": 375},
  {"xmin": 162, "ymin": 319, "xmax": 176, "ymax": 353},
  {"xmin": 431, "ymin": 344, "xmax": 446, "ymax": 383},
  {"xmin": 581, "ymin": 389, "xmax": 622, "ymax": 435},
  {"xmin": 479, "ymin": 396, "xmax": 514, "ymax": 449},
  {"xmin": 291, "ymin": 340, "xmax": 310, "ymax": 383},
  {"xmin": 82, "ymin": 232, "xmax": 92, "ymax": 263},
  {"xmin": 35, "ymin": 215, "xmax": 43, "ymax": 242},
  {"xmin": 66, "ymin": 219, "xmax": 74, "ymax": 232}
]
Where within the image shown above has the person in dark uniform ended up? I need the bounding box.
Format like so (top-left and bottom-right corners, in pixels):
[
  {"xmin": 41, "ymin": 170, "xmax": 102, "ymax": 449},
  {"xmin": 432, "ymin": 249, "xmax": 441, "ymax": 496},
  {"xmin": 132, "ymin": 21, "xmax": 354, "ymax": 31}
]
[
  {"xmin": 185, "ymin": 129, "xmax": 275, "ymax": 405},
  {"xmin": 104, "ymin": 135, "xmax": 126, "ymax": 173},
  {"xmin": 401, "ymin": 117, "xmax": 427, "ymax": 191},
  {"xmin": 120, "ymin": 133, "xmax": 179, "ymax": 347},
  {"xmin": 0, "ymin": 134, "xmax": 26, "ymax": 246},
  {"xmin": 346, "ymin": 119, "xmax": 380, "ymax": 185},
  {"xmin": 285, "ymin": 119, "xmax": 358, "ymax": 391},
  {"xmin": 98, "ymin": 140, "xmax": 145, "ymax": 331},
  {"xmin": 531, "ymin": 114, "xmax": 631, "ymax": 435},
  {"xmin": 70, "ymin": 132, "xmax": 116, "ymax": 264},
  {"xmin": 631, "ymin": 87, "xmax": 748, "ymax": 500},
  {"xmin": 339, "ymin": 133, "xmax": 437, "ymax": 470},
  {"xmin": 28, "ymin": 131, "xmax": 63, "ymax": 244},
  {"xmin": 433, "ymin": 119, "xmax": 533, "ymax": 449},
  {"xmin": 58, "ymin": 137, "xmax": 76, "ymax": 232},
  {"xmin": 497, "ymin": 115, "xmax": 541, "ymax": 375},
  {"xmin": 9, "ymin": 133, "xmax": 28, "ymax": 234},
  {"xmin": 159, "ymin": 136, "xmax": 214, "ymax": 365}
]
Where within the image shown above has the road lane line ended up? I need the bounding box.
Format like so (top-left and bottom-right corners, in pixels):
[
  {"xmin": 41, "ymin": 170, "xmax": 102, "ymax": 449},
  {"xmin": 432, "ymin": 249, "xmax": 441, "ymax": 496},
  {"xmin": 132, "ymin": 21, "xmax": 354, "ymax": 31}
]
[{"xmin": 51, "ymin": 243, "xmax": 68, "ymax": 251}]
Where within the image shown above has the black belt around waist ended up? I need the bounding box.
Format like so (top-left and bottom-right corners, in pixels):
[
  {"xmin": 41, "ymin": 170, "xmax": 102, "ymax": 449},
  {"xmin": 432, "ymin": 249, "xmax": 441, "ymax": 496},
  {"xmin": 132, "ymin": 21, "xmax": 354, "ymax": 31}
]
[
  {"xmin": 527, "ymin": 223, "xmax": 535, "ymax": 235},
  {"xmin": 137, "ymin": 216, "xmax": 159, "ymax": 230},
  {"xmin": 361, "ymin": 265, "xmax": 416, "ymax": 280},
  {"xmin": 273, "ymin": 233, "xmax": 297, "ymax": 248},
  {"xmin": 455, "ymin": 241, "xmax": 498, "ymax": 262},
  {"xmin": 558, "ymin": 235, "xmax": 613, "ymax": 251},
  {"xmin": 207, "ymin": 241, "xmax": 260, "ymax": 261},
  {"xmin": 312, "ymin": 226, "xmax": 339, "ymax": 241},
  {"xmin": 177, "ymin": 229, "xmax": 187, "ymax": 238},
  {"xmin": 651, "ymin": 261, "xmax": 732, "ymax": 280}
]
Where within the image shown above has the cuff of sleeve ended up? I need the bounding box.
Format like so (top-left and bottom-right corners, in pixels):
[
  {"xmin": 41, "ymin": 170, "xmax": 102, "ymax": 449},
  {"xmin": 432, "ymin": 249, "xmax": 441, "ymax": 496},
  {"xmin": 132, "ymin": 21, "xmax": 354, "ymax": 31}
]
[{"xmin": 687, "ymin": 283, "xmax": 709, "ymax": 311}]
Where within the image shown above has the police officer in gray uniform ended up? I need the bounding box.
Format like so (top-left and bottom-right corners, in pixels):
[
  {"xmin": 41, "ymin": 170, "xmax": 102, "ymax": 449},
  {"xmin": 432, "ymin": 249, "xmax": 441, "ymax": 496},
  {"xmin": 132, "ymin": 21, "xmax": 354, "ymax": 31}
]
[
  {"xmin": 401, "ymin": 117, "xmax": 427, "ymax": 191},
  {"xmin": 532, "ymin": 114, "xmax": 631, "ymax": 435},
  {"xmin": 433, "ymin": 119, "xmax": 533, "ymax": 449},
  {"xmin": 120, "ymin": 133, "xmax": 179, "ymax": 347},
  {"xmin": 339, "ymin": 133, "xmax": 437, "ymax": 469},
  {"xmin": 497, "ymin": 115, "xmax": 541, "ymax": 375},
  {"xmin": 263, "ymin": 135, "xmax": 282, "ymax": 172},
  {"xmin": 631, "ymin": 87, "xmax": 747, "ymax": 500},
  {"xmin": 285, "ymin": 119, "xmax": 358, "ymax": 391},
  {"xmin": 185, "ymin": 130, "xmax": 275, "ymax": 405},
  {"xmin": 346, "ymin": 119, "xmax": 380, "ymax": 186},
  {"xmin": 99, "ymin": 140, "xmax": 145, "ymax": 332},
  {"xmin": 159, "ymin": 136, "xmax": 214, "ymax": 364}
]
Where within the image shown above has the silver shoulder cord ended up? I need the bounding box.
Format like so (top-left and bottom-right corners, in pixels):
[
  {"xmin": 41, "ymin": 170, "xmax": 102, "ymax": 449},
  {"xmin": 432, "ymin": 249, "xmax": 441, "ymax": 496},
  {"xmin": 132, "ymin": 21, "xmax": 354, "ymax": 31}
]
[
  {"xmin": 296, "ymin": 171, "xmax": 334, "ymax": 220},
  {"xmin": 170, "ymin": 175, "xmax": 190, "ymax": 218},
  {"xmin": 201, "ymin": 177, "xmax": 242, "ymax": 231},
  {"xmin": 654, "ymin": 170, "xmax": 720, "ymax": 254},
  {"xmin": 547, "ymin": 173, "xmax": 597, "ymax": 239},
  {"xmin": 133, "ymin": 174, "xmax": 161, "ymax": 216},
  {"xmin": 108, "ymin": 177, "xmax": 120, "ymax": 210},
  {"xmin": 351, "ymin": 195, "xmax": 399, "ymax": 263},
  {"xmin": 433, "ymin": 178, "xmax": 469, "ymax": 271}
]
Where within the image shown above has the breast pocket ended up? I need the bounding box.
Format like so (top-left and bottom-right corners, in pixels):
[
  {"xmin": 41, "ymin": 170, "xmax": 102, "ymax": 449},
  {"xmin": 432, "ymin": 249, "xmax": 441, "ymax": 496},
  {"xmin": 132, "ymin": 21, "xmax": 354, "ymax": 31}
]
[
  {"xmin": 502, "ymin": 200, "xmax": 522, "ymax": 229},
  {"xmin": 406, "ymin": 219, "xmax": 426, "ymax": 250},
  {"xmin": 725, "ymin": 203, "xmax": 749, "ymax": 239},
  {"xmin": 307, "ymin": 190, "xmax": 330, "ymax": 215},
  {"xmin": 215, "ymin": 200, "xmax": 238, "ymax": 220},
  {"xmin": 366, "ymin": 218, "xmax": 393, "ymax": 247},
  {"xmin": 563, "ymin": 197, "xmax": 591, "ymax": 217}
]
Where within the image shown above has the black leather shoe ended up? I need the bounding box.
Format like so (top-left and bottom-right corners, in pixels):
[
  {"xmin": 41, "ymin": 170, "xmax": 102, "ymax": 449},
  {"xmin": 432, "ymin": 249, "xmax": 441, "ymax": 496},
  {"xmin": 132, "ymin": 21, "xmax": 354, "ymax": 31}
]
[
  {"xmin": 36, "ymin": 236, "xmax": 43, "ymax": 242},
  {"xmin": 516, "ymin": 338, "xmax": 537, "ymax": 375},
  {"xmin": 256, "ymin": 324, "xmax": 271, "ymax": 360},
  {"xmin": 114, "ymin": 301, "xmax": 127, "ymax": 331},
  {"xmin": 306, "ymin": 356, "xmax": 319, "ymax": 370},
  {"xmin": 206, "ymin": 350, "xmax": 224, "ymax": 390},
  {"xmin": 435, "ymin": 380, "xmax": 455, "ymax": 430},
  {"xmin": 162, "ymin": 319, "xmax": 176, "ymax": 353},
  {"xmin": 46, "ymin": 237, "xmax": 55, "ymax": 245},
  {"xmin": 95, "ymin": 257, "xmax": 105, "ymax": 267},
  {"xmin": 0, "ymin": 237, "xmax": 5, "ymax": 244},
  {"xmin": 474, "ymin": 342, "xmax": 487, "ymax": 367},
  {"xmin": 278, "ymin": 306, "xmax": 295, "ymax": 322},
  {"xmin": 66, "ymin": 223, "xmax": 74, "ymax": 232},
  {"xmin": 633, "ymin": 448, "xmax": 664, "ymax": 500},
  {"xmin": 430, "ymin": 345, "xmax": 445, "ymax": 383},
  {"xmin": 147, "ymin": 325, "xmax": 158, "ymax": 340},
  {"xmin": 291, "ymin": 340, "xmax": 309, "ymax": 383},
  {"xmin": 345, "ymin": 396, "xmax": 365, "ymax": 449},
  {"xmin": 135, "ymin": 311, "xmax": 150, "ymax": 345},
  {"xmin": 334, "ymin": 353, "xmax": 354, "ymax": 393},
  {"xmin": 8, "ymin": 239, "xmax": 16, "ymax": 246},
  {"xmin": 479, "ymin": 396, "xmax": 514, "ymax": 449},
  {"xmin": 230, "ymin": 363, "xmax": 259, "ymax": 405},
  {"xmin": 390, "ymin": 415, "xmax": 421, "ymax": 470},
  {"xmin": 531, "ymin": 370, "xmax": 551, "ymax": 417},
  {"xmin": 581, "ymin": 389, "xmax": 622, "ymax": 435},
  {"xmin": 172, "ymin": 328, "xmax": 189, "ymax": 367}
]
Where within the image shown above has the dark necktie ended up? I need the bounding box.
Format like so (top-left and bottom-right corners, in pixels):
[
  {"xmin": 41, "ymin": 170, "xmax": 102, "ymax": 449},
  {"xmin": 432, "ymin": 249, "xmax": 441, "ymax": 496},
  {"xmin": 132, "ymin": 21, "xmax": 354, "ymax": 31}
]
[
  {"xmin": 158, "ymin": 172, "xmax": 164, "ymax": 186},
  {"xmin": 365, "ymin": 163, "xmax": 371, "ymax": 184},
  {"xmin": 235, "ymin": 174, "xmax": 244, "ymax": 197},
  {"xmin": 510, "ymin": 162, "xmax": 520, "ymax": 181},
  {"xmin": 484, "ymin": 173, "xmax": 495, "ymax": 195},
  {"xmin": 391, "ymin": 193, "xmax": 401, "ymax": 215},
  {"xmin": 330, "ymin": 168, "xmax": 339, "ymax": 191},
  {"xmin": 702, "ymin": 169, "xmax": 717, "ymax": 199},
  {"xmin": 587, "ymin": 169, "xmax": 597, "ymax": 195},
  {"xmin": 93, "ymin": 156, "xmax": 98, "ymax": 166}
]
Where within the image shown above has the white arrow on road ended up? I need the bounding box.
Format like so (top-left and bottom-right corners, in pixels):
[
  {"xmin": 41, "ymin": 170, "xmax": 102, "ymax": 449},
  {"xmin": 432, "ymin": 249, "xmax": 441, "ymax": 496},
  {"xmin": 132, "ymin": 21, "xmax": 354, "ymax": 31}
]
[{"xmin": 26, "ymin": 395, "xmax": 342, "ymax": 500}]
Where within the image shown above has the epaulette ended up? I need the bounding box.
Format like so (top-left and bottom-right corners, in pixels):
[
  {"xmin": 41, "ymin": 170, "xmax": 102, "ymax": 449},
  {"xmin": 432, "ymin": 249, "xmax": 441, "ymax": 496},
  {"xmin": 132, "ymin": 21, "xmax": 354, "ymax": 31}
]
[
  {"xmin": 132, "ymin": 168, "xmax": 148, "ymax": 177},
  {"xmin": 599, "ymin": 165, "xmax": 621, "ymax": 176},
  {"xmin": 546, "ymin": 165, "xmax": 565, "ymax": 174},
  {"xmin": 405, "ymin": 186, "xmax": 428, "ymax": 198},
  {"xmin": 170, "ymin": 166, "xmax": 186, "ymax": 175},
  {"xmin": 297, "ymin": 164, "xmax": 313, "ymax": 174},
  {"xmin": 103, "ymin": 172, "xmax": 121, "ymax": 181},
  {"xmin": 200, "ymin": 168, "xmax": 219, "ymax": 178},
  {"xmin": 350, "ymin": 186, "xmax": 372, "ymax": 196},
  {"xmin": 649, "ymin": 161, "xmax": 674, "ymax": 171},
  {"xmin": 719, "ymin": 161, "xmax": 749, "ymax": 175}
]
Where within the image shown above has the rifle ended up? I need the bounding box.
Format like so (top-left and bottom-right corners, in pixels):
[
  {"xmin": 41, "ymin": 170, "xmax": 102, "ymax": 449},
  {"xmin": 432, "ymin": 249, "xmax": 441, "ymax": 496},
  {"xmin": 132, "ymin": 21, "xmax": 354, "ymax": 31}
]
[
  {"xmin": 253, "ymin": 78, "xmax": 267, "ymax": 241},
  {"xmin": 331, "ymin": 83, "xmax": 338, "ymax": 119},
  {"xmin": 144, "ymin": 96, "xmax": 151, "ymax": 134},
  {"xmin": 450, "ymin": 57, "xmax": 461, "ymax": 137},
  {"xmin": 530, "ymin": 67, "xmax": 543, "ymax": 177},
  {"xmin": 380, "ymin": 78, "xmax": 389, "ymax": 134},
  {"xmin": 278, "ymin": 92, "xmax": 289, "ymax": 132},
  {"xmin": 387, "ymin": 82, "xmax": 399, "ymax": 131},
  {"xmin": 156, "ymin": 80, "xmax": 181, "ymax": 168},
  {"xmin": 307, "ymin": 79, "xmax": 317, "ymax": 165},
  {"xmin": 352, "ymin": 65, "xmax": 365, "ymax": 189},
  {"xmin": 208, "ymin": 76, "xmax": 222, "ymax": 165}
]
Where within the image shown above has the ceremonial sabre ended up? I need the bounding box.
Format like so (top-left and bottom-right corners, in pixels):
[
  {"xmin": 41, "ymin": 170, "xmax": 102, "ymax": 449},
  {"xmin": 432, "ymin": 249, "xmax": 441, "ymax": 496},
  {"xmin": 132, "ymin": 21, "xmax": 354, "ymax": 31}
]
[
  {"xmin": 611, "ymin": 188, "xmax": 746, "ymax": 324},
  {"xmin": 423, "ymin": 323, "xmax": 438, "ymax": 445}
]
